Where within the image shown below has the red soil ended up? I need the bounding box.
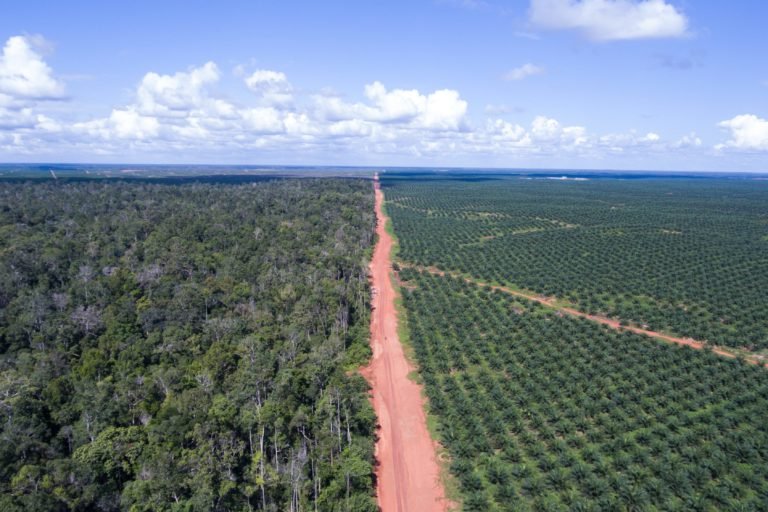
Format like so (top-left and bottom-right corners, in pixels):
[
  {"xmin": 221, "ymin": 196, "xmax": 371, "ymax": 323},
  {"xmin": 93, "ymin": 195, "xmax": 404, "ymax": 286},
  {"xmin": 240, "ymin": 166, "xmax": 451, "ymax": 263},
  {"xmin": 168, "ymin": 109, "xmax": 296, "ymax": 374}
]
[
  {"xmin": 414, "ymin": 265, "xmax": 766, "ymax": 368},
  {"xmin": 361, "ymin": 175, "xmax": 451, "ymax": 512}
]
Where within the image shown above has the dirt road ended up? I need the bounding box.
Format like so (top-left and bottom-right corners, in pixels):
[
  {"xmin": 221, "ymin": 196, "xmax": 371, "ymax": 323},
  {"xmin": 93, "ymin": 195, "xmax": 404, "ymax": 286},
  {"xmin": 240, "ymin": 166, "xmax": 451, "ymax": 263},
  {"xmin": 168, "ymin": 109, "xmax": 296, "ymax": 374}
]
[
  {"xmin": 409, "ymin": 264, "xmax": 766, "ymax": 367},
  {"xmin": 362, "ymin": 175, "xmax": 451, "ymax": 512}
]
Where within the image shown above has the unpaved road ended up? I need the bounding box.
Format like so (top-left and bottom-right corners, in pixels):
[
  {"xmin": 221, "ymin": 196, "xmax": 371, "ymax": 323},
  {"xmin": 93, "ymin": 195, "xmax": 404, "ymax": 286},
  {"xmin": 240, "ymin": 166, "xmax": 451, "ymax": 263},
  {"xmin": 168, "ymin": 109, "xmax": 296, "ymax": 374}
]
[
  {"xmin": 362, "ymin": 175, "xmax": 451, "ymax": 512},
  {"xmin": 410, "ymin": 264, "xmax": 766, "ymax": 367}
]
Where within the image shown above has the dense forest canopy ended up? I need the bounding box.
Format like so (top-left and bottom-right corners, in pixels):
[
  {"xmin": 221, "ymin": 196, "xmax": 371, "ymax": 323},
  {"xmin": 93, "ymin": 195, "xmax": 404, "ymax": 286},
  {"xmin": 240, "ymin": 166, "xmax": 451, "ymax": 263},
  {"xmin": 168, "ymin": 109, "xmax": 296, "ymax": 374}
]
[
  {"xmin": 0, "ymin": 178, "xmax": 377, "ymax": 511},
  {"xmin": 383, "ymin": 174, "xmax": 768, "ymax": 352}
]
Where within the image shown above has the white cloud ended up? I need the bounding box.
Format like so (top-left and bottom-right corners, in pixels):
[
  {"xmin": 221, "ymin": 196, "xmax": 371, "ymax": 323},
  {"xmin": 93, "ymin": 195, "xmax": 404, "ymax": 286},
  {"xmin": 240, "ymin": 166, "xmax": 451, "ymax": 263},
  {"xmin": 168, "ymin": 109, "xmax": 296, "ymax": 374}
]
[
  {"xmin": 0, "ymin": 35, "xmax": 68, "ymax": 136},
  {"xmin": 0, "ymin": 47, "xmax": 718, "ymax": 166},
  {"xmin": 111, "ymin": 110, "xmax": 160, "ymax": 139},
  {"xmin": 504, "ymin": 63, "xmax": 544, "ymax": 81},
  {"xmin": 0, "ymin": 107, "xmax": 37, "ymax": 130},
  {"xmin": 74, "ymin": 62, "xmax": 253, "ymax": 142},
  {"xmin": 530, "ymin": 116, "xmax": 588, "ymax": 146},
  {"xmin": 74, "ymin": 109, "xmax": 160, "ymax": 140},
  {"xmin": 485, "ymin": 119, "xmax": 532, "ymax": 147},
  {"xmin": 315, "ymin": 81, "xmax": 468, "ymax": 131},
  {"xmin": 419, "ymin": 89, "xmax": 468, "ymax": 130},
  {"xmin": 531, "ymin": 115, "xmax": 562, "ymax": 139},
  {"xmin": 245, "ymin": 69, "xmax": 293, "ymax": 106},
  {"xmin": 34, "ymin": 114, "xmax": 62, "ymax": 133},
  {"xmin": 529, "ymin": 0, "xmax": 688, "ymax": 41},
  {"xmin": 596, "ymin": 130, "xmax": 670, "ymax": 152},
  {"xmin": 674, "ymin": 132, "xmax": 702, "ymax": 148},
  {"xmin": 135, "ymin": 61, "xmax": 220, "ymax": 117},
  {"xmin": 717, "ymin": 115, "xmax": 768, "ymax": 151},
  {"xmin": 642, "ymin": 132, "xmax": 660, "ymax": 142},
  {"xmin": 479, "ymin": 116, "xmax": 593, "ymax": 155},
  {"xmin": 65, "ymin": 62, "xmax": 327, "ymax": 147},
  {"xmin": 327, "ymin": 119, "xmax": 374, "ymax": 137},
  {"xmin": 362, "ymin": 81, "xmax": 437, "ymax": 123},
  {"xmin": 241, "ymin": 107, "xmax": 286, "ymax": 134},
  {"xmin": 0, "ymin": 35, "xmax": 65, "ymax": 100}
]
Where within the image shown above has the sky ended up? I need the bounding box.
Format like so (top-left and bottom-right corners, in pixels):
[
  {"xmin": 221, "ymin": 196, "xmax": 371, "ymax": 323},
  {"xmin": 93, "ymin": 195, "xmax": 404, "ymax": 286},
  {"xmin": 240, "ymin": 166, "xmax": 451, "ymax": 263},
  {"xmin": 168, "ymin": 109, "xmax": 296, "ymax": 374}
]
[{"xmin": 0, "ymin": 0, "xmax": 766, "ymax": 171}]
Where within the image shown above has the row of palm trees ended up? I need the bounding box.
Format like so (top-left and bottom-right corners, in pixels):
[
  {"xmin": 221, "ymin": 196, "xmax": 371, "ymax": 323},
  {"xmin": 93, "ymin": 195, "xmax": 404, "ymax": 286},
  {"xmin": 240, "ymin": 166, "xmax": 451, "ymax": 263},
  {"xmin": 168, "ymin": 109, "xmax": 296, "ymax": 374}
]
[
  {"xmin": 384, "ymin": 177, "xmax": 768, "ymax": 350},
  {"xmin": 399, "ymin": 269, "xmax": 768, "ymax": 511}
]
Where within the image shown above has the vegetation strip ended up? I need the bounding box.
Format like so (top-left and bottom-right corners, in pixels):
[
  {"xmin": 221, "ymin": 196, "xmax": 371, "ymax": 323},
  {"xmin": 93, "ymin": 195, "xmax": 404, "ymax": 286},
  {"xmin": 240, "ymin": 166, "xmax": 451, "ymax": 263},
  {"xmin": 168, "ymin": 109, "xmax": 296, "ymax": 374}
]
[{"xmin": 403, "ymin": 263, "xmax": 766, "ymax": 367}]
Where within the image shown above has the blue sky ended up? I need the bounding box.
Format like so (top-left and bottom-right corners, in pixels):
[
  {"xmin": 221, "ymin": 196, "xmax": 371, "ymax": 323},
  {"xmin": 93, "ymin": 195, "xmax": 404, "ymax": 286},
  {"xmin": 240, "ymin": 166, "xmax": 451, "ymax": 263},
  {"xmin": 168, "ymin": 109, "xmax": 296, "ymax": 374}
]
[{"xmin": 0, "ymin": 0, "xmax": 766, "ymax": 171}]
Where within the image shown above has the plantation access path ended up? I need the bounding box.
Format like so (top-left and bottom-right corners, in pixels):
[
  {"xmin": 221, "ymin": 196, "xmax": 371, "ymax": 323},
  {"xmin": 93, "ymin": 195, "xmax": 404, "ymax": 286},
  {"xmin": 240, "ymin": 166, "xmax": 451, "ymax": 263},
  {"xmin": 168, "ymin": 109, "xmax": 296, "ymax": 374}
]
[
  {"xmin": 362, "ymin": 174, "xmax": 451, "ymax": 512},
  {"xmin": 402, "ymin": 263, "xmax": 767, "ymax": 368}
]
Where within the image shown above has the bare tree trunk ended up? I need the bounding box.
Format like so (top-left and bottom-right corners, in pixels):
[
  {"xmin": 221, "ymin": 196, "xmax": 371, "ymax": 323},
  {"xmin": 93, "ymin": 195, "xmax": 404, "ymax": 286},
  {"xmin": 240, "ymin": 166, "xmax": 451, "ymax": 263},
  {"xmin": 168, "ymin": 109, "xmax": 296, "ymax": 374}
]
[
  {"xmin": 273, "ymin": 427, "xmax": 280, "ymax": 473},
  {"xmin": 290, "ymin": 453, "xmax": 296, "ymax": 512},
  {"xmin": 335, "ymin": 390, "xmax": 342, "ymax": 452},
  {"xmin": 344, "ymin": 406, "xmax": 351, "ymax": 446},
  {"xmin": 260, "ymin": 426, "xmax": 266, "ymax": 510}
]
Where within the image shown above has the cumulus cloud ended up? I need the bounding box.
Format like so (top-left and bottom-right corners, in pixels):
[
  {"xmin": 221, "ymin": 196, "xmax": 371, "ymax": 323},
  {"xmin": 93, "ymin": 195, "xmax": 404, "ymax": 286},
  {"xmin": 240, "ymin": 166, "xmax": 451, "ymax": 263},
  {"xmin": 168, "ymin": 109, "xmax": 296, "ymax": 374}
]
[
  {"xmin": 529, "ymin": 0, "xmax": 688, "ymax": 41},
  {"xmin": 69, "ymin": 66, "xmax": 471, "ymax": 149},
  {"xmin": 531, "ymin": 115, "xmax": 562, "ymax": 139},
  {"xmin": 2, "ymin": 52, "xmax": 696, "ymax": 163},
  {"xmin": 485, "ymin": 119, "xmax": 531, "ymax": 147},
  {"xmin": 0, "ymin": 107, "xmax": 37, "ymax": 130},
  {"xmin": 315, "ymin": 81, "xmax": 468, "ymax": 131},
  {"xmin": 0, "ymin": 35, "xmax": 66, "ymax": 100},
  {"xmin": 240, "ymin": 107, "xmax": 287, "ymax": 134},
  {"xmin": 717, "ymin": 115, "xmax": 768, "ymax": 151},
  {"xmin": 0, "ymin": 35, "xmax": 67, "ymax": 136},
  {"xmin": 531, "ymin": 116, "xmax": 588, "ymax": 146},
  {"xmin": 642, "ymin": 132, "xmax": 660, "ymax": 142},
  {"xmin": 674, "ymin": 132, "xmax": 702, "ymax": 148},
  {"xmin": 135, "ymin": 61, "xmax": 220, "ymax": 117},
  {"xmin": 594, "ymin": 129, "xmax": 676, "ymax": 154},
  {"xmin": 74, "ymin": 109, "xmax": 160, "ymax": 140},
  {"xmin": 0, "ymin": 41, "xmax": 725, "ymax": 165},
  {"xmin": 479, "ymin": 116, "xmax": 593, "ymax": 155},
  {"xmin": 75, "ymin": 62, "xmax": 250, "ymax": 142},
  {"xmin": 245, "ymin": 69, "xmax": 293, "ymax": 106},
  {"xmin": 504, "ymin": 63, "xmax": 544, "ymax": 81}
]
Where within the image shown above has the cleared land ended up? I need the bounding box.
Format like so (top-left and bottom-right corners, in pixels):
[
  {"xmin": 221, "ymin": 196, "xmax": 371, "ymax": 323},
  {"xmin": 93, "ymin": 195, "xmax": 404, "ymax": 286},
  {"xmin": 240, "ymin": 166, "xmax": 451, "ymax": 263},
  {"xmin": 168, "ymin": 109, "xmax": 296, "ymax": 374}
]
[
  {"xmin": 362, "ymin": 175, "xmax": 450, "ymax": 511},
  {"xmin": 398, "ymin": 267, "xmax": 768, "ymax": 511},
  {"xmin": 385, "ymin": 174, "xmax": 768, "ymax": 353},
  {"xmin": 384, "ymin": 172, "xmax": 768, "ymax": 510},
  {"xmin": 405, "ymin": 263, "xmax": 765, "ymax": 366}
]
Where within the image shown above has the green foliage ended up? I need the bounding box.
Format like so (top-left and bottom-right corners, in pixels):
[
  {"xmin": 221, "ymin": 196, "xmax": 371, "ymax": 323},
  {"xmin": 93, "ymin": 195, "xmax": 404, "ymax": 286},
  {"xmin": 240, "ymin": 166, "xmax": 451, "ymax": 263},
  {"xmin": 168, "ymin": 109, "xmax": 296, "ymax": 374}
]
[
  {"xmin": 399, "ymin": 268, "xmax": 768, "ymax": 511},
  {"xmin": 384, "ymin": 174, "xmax": 768, "ymax": 351},
  {"xmin": 0, "ymin": 178, "xmax": 377, "ymax": 510}
]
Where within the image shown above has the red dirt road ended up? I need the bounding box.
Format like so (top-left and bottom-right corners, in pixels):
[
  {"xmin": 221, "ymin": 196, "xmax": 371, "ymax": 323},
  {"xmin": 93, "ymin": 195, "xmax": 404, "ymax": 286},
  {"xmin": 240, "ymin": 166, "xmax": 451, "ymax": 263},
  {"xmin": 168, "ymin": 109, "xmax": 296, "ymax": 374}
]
[
  {"xmin": 411, "ymin": 265, "xmax": 767, "ymax": 368},
  {"xmin": 362, "ymin": 175, "xmax": 451, "ymax": 512}
]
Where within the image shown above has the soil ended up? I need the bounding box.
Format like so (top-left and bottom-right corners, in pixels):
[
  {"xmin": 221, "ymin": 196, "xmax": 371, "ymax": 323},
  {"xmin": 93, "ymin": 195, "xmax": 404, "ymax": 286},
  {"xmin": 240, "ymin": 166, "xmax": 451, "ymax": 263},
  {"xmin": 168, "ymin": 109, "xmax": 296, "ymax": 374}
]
[
  {"xmin": 412, "ymin": 265, "xmax": 766, "ymax": 367},
  {"xmin": 361, "ymin": 175, "xmax": 452, "ymax": 512}
]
